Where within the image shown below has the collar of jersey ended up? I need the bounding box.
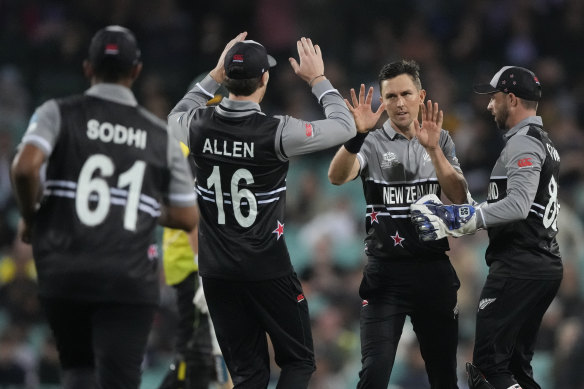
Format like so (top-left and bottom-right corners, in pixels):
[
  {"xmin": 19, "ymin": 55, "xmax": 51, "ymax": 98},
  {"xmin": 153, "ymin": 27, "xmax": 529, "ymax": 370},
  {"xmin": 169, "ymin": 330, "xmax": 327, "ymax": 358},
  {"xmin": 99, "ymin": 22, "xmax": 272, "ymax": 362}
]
[
  {"xmin": 504, "ymin": 115, "xmax": 543, "ymax": 140},
  {"xmin": 216, "ymin": 98, "xmax": 264, "ymax": 118},
  {"xmin": 85, "ymin": 83, "xmax": 138, "ymax": 107},
  {"xmin": 382, "ymin": 120, "xmax": 407, "ymax": 140}
]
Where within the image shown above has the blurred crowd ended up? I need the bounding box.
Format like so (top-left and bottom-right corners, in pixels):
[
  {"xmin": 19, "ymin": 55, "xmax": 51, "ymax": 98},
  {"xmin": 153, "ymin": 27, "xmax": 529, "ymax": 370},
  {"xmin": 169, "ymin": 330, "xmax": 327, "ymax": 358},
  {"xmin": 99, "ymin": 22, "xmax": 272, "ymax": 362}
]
[{"xmin": 1, "ymin": 0, "xmax": 584, "ymax": 388}]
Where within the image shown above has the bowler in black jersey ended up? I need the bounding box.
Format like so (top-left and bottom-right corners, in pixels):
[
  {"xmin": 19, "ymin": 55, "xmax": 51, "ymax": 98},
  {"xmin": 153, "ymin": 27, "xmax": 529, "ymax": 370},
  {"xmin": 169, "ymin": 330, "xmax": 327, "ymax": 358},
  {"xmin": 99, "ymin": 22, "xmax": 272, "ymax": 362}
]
[
  {"xmin": 329, "ymin": 60, "xmax": 468, "ymax": 389},
  {"xmin": 168, "ymin": 32, "xmax": 355, "ymax": 388}
]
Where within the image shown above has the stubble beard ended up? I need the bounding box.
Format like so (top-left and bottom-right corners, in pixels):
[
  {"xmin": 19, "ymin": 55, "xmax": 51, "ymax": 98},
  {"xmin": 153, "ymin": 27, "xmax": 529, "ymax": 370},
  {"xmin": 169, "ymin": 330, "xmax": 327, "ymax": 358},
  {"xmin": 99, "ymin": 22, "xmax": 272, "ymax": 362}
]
[{"xmin": 495, "ymin": 105, "xmax": 509, "ymax": 130}]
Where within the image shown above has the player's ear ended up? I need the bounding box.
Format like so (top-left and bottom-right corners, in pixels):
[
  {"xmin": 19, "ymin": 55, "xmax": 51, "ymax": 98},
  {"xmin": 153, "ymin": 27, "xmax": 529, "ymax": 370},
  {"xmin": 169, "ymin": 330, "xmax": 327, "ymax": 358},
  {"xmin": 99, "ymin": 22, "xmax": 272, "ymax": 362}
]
[
  {"xmin": 82, "ymin": 60, "xmax": 94, "ymax": 79},
  {"xmin": 419, "ymin": 88, "xmax": 426, "ymax": 103},
  {"xmin": 261, "ymin": 71, "xmax": 269, "ymax": 87},
  {"xmin": 507, "ymin": 92, "xmax": 519, "ymax": 108},
  {"xmin": 130, "ymin": 62, "xmax": 143, "ymax": 81}
]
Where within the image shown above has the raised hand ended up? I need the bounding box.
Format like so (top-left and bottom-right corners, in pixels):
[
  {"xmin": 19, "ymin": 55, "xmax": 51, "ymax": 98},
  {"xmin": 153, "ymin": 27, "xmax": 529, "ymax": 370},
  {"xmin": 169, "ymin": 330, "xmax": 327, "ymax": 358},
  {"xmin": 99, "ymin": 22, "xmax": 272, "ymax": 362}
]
[
  {"xmin": 414, "ymin": 100, "xmax": 443, "ymax": 150},
  {"xmin": 345, "ymin": 84, "xmax": 384, "ymax": 133},
  {"xmin": 289, "ymin": 37, "xmax": 326, "ymax": 85},
  {"xmin": 210, "ymin": 31, "xmax": 248, "ymax": 83}
]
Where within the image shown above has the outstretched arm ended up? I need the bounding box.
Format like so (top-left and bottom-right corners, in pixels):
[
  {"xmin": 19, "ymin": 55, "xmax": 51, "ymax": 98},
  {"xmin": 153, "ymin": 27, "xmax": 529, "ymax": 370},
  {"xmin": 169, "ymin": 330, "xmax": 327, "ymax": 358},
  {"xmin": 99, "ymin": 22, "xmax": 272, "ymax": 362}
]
[
  {"xmin": 328, "ymin": 84, "xmax": 383, "ymax": 185},
  {"xmin": 279, "ymin": 37, "xmax": 356, "ymax": 158}
]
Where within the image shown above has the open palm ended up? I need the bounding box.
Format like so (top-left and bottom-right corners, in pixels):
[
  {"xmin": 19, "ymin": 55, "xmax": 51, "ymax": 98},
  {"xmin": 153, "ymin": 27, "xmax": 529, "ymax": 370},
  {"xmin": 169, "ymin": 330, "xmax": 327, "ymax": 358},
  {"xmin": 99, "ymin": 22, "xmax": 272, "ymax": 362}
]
[
  {"xmin": 414, "ymin": 100, "xmax": 443, "ymax": 149},
  {"xmin": 345, "ymin": 84, "xmax": 385, "ymax": 133}
]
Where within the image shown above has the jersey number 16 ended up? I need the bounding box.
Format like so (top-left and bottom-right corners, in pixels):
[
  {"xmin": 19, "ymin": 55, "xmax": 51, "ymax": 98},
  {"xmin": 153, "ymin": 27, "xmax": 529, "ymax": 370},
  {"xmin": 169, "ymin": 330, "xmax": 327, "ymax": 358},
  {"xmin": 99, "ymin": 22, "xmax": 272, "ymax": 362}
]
[{"xmin": 207, "ymin": 165, "xmax": 257, "ymax": 227}]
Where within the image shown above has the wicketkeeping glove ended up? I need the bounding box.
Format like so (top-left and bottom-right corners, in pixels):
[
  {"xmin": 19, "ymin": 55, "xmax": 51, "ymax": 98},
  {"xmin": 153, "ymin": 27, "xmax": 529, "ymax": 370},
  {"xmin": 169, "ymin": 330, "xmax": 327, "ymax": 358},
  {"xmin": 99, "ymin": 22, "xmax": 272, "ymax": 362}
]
[{"xmin": 409, "ymin": 194, "xmax": 479, "ymax": 242}]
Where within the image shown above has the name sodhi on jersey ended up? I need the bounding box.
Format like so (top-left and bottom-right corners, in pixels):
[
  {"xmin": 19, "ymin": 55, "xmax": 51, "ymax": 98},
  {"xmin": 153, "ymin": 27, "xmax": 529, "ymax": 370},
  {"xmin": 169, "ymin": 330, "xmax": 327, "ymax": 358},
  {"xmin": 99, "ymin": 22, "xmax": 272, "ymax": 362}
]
[{"xmin": 86, "ymin": 119, "xmax": 147, "ymax": 149}]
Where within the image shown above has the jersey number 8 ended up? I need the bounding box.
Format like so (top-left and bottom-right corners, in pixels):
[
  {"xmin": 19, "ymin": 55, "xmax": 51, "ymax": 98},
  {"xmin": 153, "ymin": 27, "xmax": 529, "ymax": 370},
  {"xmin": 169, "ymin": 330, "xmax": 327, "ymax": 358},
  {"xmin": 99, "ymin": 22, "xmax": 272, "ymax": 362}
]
[{"xmin": 543, "ymin": 176, "xmax": 559, "ymax": 232}]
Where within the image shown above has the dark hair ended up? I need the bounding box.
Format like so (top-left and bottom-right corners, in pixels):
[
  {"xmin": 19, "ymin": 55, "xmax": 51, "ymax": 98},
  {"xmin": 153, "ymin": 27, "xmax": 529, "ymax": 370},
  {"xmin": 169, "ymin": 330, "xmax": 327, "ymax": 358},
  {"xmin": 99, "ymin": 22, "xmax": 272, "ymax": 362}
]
[
  {"xmin": 93, "ymin": 58, "xmax": 135, "ymax": 82},
  {"xmin": 223, "ymin": 76, "xmax": 263, "ymax": 96},
  {"xmin": 378, "ymin": 59, "xmax": 422, "ymax": 92},
  {"xmin": 519, "ymin": 99, "xmax": 538, "ymax": 111}
]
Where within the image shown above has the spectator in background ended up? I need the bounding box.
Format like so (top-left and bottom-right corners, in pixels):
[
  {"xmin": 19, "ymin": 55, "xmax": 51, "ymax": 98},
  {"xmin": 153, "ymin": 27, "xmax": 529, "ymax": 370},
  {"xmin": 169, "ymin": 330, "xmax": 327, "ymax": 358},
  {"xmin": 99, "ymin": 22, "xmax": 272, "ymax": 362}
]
[
  {"xmin": 287, "ymin": 170, "xmax": 328, "ymax": 225},
  {"xmin": 298, "ymin": 196, "xmax": 358, "ymax": 251},
  {"xmin": 0, "ymin": 328, "xmax": 27, "ymax": 387},
  {"xmin": 0, "ymin": 233, "xmax": 40, "ymax": 328}
]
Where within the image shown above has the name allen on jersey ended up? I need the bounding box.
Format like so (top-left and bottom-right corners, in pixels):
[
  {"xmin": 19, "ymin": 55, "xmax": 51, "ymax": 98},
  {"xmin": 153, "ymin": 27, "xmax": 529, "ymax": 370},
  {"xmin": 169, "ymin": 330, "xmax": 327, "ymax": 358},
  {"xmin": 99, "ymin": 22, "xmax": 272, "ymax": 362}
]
[{"xmin": 202, "ymin": 137, "xmax": 254, "ymax": 158}]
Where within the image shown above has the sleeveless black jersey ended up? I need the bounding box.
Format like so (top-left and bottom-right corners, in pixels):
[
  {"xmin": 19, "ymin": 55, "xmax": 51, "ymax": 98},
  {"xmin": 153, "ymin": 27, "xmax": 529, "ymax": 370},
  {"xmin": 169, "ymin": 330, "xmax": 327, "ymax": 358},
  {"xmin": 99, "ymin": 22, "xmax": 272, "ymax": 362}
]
[
  {"xmin": 33, "ymin": 95, "xmax": 171, "ymax": 304},
  {"xmin": 486, "ymin": 124, "xmax": 562, "ymax": 279},
  {"xmin": 189, "ymin": 107, "xmax": 292, "ymax": 281}
]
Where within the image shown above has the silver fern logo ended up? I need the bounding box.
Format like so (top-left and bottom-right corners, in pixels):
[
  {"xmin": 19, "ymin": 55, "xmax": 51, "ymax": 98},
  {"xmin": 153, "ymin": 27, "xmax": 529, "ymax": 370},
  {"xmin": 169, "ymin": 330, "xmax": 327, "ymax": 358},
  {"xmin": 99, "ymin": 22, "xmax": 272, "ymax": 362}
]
[{"xmin": 478, "ymin": 298, "xmax": 496, "ymax": 311}]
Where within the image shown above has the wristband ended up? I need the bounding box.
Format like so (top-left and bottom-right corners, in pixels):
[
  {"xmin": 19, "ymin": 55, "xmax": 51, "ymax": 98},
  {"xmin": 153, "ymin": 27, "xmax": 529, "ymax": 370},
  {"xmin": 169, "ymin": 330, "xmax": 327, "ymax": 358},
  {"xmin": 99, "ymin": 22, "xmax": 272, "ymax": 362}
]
[
  {"xmin": 308, "ymin": 74, "xmax": 325, "ymax": 87},
  {"xmin": 344, "ymin": 132, "xmax": 368, "ymax": 154}
]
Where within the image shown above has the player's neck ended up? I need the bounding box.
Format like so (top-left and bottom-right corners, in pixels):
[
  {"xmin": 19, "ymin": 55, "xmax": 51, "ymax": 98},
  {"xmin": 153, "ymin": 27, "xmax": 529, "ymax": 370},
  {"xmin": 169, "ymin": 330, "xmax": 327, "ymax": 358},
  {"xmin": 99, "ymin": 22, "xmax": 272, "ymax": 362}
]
[
  {"xmin": 392, "ymin": 123, "xmax": 415, "ymax": 140},
  {"xmin": 506, "ymin": 110, "xmax": 538, "ymax": 130},
  {"xmin": 229, "ymin": 94, "xmax": 260, "ymax": 103},
  {"xmin": 228, "ymin": 83, "xmax": 267, "ymax": 104}
]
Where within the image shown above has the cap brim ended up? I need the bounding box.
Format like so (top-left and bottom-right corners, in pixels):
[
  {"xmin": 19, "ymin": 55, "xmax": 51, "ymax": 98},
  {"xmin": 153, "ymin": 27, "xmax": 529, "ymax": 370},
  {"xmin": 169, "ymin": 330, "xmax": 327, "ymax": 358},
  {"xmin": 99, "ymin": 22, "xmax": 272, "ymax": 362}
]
[
  {"xmin": 267, "ymin": 54, "xmax": 277, "ymax": 68},
  {"xmin": 473, "ymin": 83, "xmax": 499, "ymax": 95}
]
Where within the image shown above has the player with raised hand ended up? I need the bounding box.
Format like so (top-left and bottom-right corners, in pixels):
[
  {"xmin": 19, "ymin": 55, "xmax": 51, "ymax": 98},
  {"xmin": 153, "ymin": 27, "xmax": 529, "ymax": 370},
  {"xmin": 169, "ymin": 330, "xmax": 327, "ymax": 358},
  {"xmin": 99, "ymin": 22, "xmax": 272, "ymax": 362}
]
[
  {"xmin": 168, "ymin": 32, "xmax": 355, "ymax": 388},
  {"xmin": 329, "ymin": 59, "xmax": 468, "ymax": 389}
]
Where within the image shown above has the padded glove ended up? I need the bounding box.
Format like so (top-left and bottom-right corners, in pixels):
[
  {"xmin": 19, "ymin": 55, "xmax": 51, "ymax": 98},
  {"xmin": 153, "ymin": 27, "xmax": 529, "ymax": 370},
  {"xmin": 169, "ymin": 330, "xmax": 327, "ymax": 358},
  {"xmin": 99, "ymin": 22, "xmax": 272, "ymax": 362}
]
[{"xmin": 410, "ymin": 194, "xmax": 479, "ymax": 242}]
